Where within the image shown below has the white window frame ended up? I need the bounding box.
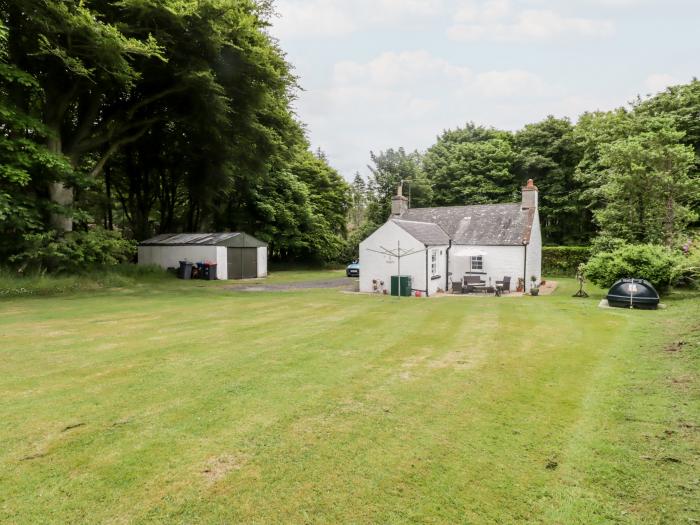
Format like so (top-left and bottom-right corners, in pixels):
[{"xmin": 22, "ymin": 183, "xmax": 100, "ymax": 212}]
[
  {"xmin": 431, "ymin": 249, "xmax": 438, "ymax": 275},
  {"xmin": 470, "ymin": 255, "xmax": 483, "ymax": 271}
]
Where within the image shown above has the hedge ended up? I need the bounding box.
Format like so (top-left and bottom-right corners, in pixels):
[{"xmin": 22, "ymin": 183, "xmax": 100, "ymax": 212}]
[{"xmin": 542, "ymin": 246, "xmax": 591, "ymax": 276}]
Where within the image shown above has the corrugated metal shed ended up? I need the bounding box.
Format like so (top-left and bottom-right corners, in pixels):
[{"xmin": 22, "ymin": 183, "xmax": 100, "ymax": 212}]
[
  {"xmin": 391, "ymin": 219, "xmax": 450, "ymax": 246},
  {"xmin": 139, "ymin": 232, "xmax": 267, "ymax": 248},
  {"xmin": 401, "ymin": 203, "xmax": 531, "ymax": 245}
]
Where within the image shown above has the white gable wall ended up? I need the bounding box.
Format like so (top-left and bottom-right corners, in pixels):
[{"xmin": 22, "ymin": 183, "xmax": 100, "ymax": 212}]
[
  {"xmin": 449, "ymin": 245, "xmax": 524, "ymax": 292},
  {"xmin": 216, "ymin": 246, "xmax": 228, "ymax": 279},
  {"xmin": 360, "ymin": 221, "xmax": 447, "ymax": 295},
  {"xmin": 525, "ymin": 212, "xmax": 542, "ymax": 291},
  {"xmin": 257, "ymin": 246, "xmax": 268, "ymax": 278}
]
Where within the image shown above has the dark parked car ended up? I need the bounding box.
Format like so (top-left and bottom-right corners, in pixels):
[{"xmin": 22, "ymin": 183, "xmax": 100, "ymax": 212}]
[{"xmin": 346, "ymin": 261, "xmax": 360, "ymax": 277}]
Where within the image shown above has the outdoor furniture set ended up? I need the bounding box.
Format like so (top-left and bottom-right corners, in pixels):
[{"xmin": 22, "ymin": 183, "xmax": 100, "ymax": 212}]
[{"xmin": 452, "ymin": 275, "xmax": 511, "ymax": 295}]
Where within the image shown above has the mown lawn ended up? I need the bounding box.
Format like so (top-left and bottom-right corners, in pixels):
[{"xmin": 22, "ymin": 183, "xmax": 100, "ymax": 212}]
[{"xmin": 0, "ymin": 275, "xmax": 698, "ymax": 524}]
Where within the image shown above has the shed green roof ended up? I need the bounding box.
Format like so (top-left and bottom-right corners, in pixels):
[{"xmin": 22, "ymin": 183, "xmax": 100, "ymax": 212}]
[{"xmin": 139, "ymin": 233, "xmax": 267, "ymax": 248}]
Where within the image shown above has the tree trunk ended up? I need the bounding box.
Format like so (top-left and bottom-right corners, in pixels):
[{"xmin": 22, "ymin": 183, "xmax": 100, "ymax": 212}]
[
  {"xmin": 664, "ymin": 194, "xmax": 675, "ymax": 247},
  {"xmin": 47, "ymin": 134, "xmax": 74, "ymax": 232},
  {"xmin": 105, "ymin": 165, "xmax": 114, "ymax": 230}
]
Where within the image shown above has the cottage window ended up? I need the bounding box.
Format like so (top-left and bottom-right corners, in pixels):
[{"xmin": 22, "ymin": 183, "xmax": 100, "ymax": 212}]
[
  {"xmin": 470, "ymin": 255, "xmax": 483, "ymax": 271},
  {"xmin": 431, "ymin": 249, "xmax": 438, "ymax": 275}
]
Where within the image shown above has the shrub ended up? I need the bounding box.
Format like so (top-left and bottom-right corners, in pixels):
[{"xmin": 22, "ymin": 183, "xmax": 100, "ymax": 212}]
[
  {"xmin": 584, "ymin": 244, "xmax": 683, "ymax": 291},
  {"xmin": 676, "ymin": 239, "xmax": 700, "ymax": 288},
  {"xmin": 10, "ymin": 228, "xmax": 136, "ymax": 273},
  {"xmin": 589, "ymin": 235, "xmax": 628, "ymax": 255},
  {"xmin": 542, "ymin": 246, "xmax": 591, "ymax": 276}
]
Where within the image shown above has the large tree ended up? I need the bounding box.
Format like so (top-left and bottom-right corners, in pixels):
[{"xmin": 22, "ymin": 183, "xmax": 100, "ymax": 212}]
[
  {"xmin": 0, "ymin": 17, "xmax": 72, "ymax": 254},
  {"xmin": 594, "ymin": 119, "xmax": 698, "ymax": 246},
  {"xmin": 348, "ymin": 172, "xmax": 367, "ymax": 230},
  {"xmin": 513, "ymin": 116, "xmax": 588, "ymax": 244},
  {"xmin": 3, "ymin": 0, "xmax": 294, "ymax": 231},
  {"xmin": 365, "ymin": 147, "xmax": 432, "ymax": 224},
  {"xmin": 423, "ymin": 123, "xmax": 517, "ymax": 206}
]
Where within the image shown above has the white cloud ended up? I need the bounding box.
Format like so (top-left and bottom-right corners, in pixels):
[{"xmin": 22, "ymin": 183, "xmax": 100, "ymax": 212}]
[
  {"xmin": 273, "ymin": 0, "xmax": 445, "ymax": 38},
  {"xmin": 293, "ymin": 50, "xmax": 559, "ymax": 176},
  {"xmin": 472, "ymin": 69, "xmax": 550, "ymax": 97},
  {"xmin": 644, "ymin": 73, "xmax": 680, "ymax": 93},
  {"xmin": 272, "ymin": 0, "xmax": 356, "ymax": 38},
  {"xmin": 271, "ymin": 0, "xmax": 697, "ymax": 178},
  {"xmin": 334, "ymin": 50, "xmax": 473, "ymax": 88},
  {"xmin": 448, "ymin": 5, "xmax": 614, "ymax": 42}
]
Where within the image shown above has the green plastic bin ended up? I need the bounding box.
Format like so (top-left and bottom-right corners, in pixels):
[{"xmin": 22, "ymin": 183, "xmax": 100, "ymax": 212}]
[{"xmin": 391, "ymin": 275, "xmax": 412, "ymax": 297}]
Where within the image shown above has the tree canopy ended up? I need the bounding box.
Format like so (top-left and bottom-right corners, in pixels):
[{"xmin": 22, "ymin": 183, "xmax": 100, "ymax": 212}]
[
  {"xmin": 2, "ymin": 0, "xmax": 699, "ymax": 269},
  {"xmin": 0, "ymin": 0, "xmax": 349, "ymax": 264}
]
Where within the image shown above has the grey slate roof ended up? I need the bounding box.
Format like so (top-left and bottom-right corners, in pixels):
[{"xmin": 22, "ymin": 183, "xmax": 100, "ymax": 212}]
[
  {"xmin": 400, "ymin": 203, "xmax": 533, "ymax": 245},
  {"xmin": 391, "ymin": 219, "xmax": 450, "ymax": 246},
  {"xmin": 139, "ymin": 232, "xmax": 267, "ymax": 248}
]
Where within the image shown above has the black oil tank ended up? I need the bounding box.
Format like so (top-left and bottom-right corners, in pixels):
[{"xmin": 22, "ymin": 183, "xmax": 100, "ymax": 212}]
[{"xmin": 606, "ymin": 278, "xmax": 660, "ymax": 310}]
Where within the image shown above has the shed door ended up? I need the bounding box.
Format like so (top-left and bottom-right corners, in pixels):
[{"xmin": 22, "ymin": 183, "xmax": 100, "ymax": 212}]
[{"xmin": 227, "ymin": 248, "xmax": 257, "ymax": 279}]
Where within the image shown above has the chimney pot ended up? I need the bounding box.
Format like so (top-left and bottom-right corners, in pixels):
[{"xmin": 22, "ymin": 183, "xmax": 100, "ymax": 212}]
[
  {"xmin": 522, "ymin": 179, "xmax": 538, "ymax": 209},
  {"xmin": 391, "ymin": 183, "xmax": 408, "ymax": 217}
]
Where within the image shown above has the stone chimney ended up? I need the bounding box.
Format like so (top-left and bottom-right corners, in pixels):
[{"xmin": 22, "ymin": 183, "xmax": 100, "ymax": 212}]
[
  {"xmin": 521, "ymin": 179, "xmax": 538, "ymax": 210},
  {"xmin": 391, "ymin": 183, "xmax": 408, "ymax": 217}
]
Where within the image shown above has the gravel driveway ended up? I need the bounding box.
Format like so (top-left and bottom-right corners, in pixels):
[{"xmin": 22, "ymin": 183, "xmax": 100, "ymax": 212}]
[{"xmin": 227, "ymin": 277, "xmax": 358, "ymax": 292}]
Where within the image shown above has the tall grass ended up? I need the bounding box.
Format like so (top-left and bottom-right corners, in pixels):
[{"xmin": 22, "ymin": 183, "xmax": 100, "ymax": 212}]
[{"xmin": 0, "ymin": 264, "xmax": 172, "ymax": 298}]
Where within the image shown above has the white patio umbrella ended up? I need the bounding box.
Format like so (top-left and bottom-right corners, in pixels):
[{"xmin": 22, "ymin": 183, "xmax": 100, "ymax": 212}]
[
  {"xmin": 452, "ymin": 247, "xmax": 487, "ymax": 258},
  {"xmin": 452, "ymin": 247, "xmax": 487, "ymax": 274}
]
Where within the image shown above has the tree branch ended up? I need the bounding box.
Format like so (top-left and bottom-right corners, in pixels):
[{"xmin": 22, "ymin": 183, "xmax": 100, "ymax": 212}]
[
  {"xmin": 73, "ymin": 116, "xmax": 162, "ymax": 154},
  {"xmin": 126, "ymin": 85, "xmax": 187, "ymax": 120},
  {"xmin": 88, "ymin": 126, "xmax": 151, "ymax": 179},
  {"xmin": 67, "ymin": 91, "xmax": 103, "ymax": 156},
  {"xmin": 70, "ymin": 85, "xmax": 187, "ymax": 156}
]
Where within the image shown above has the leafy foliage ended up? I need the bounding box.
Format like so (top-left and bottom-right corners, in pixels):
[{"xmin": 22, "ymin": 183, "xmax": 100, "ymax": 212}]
[
  {"xmin": 593, "ymin": 118, "xmax": 698, "ymax": 246},
  {"xmin": 542, "ymin": 246, "xmax": 591, "ymax": 276},
  {"xmin": 513, "ymin": 117, "xmax": 588, "ymax": 244},
  {"xmin": 1, "ymin": 0, "xmax": 349, "ymax": 265},
  {"xmin": 584, "ymin": 244, "xmax": 683, "ymax": 290},
  {"xmin": 11, "ymin": 229, "xmax": 136, "ymax": 273},
  {"xmin": 3, "ymin": 1, "xmax": 700, "ymax": 270},
  {"xmin": 0, "ymin": 17, "xmax": 73, "ymax": 254},
  {"xmin": 365, "ymin": 148, "xmax": 432, "ymax": 225},
  {"xmin": 423, "ymin": 124, "xmax": 516, "ymax": 206}
]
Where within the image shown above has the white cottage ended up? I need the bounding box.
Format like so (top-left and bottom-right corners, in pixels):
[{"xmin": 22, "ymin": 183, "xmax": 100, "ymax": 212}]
[{"xmin": 359, "ymin": 180, "xmax": 542, "ymax": 295}]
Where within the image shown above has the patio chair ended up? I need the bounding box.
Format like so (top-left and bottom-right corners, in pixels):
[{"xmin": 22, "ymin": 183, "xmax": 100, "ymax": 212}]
[
  {"xmin": 451, "ymin": 281, "xmax": 463, "ymax": 294},
  {"xmin": 495, "ymin": 276, "xmax": 511, "ymax": 293}
]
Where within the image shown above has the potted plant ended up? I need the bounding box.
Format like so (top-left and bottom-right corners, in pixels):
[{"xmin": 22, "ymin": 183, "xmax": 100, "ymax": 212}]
[
  {"xmin": 530, "ymin": 275, "xmax": 539, "ymax": 296},
  {"xmin": 516, "ymin": 277, "xmax": 525, "ymax": 292}
]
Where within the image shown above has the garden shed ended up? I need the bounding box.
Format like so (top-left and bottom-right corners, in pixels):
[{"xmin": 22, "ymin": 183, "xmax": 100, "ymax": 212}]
[{"xmin": 138, "ymin": 233, "xmax": 267, "ymax": 280}]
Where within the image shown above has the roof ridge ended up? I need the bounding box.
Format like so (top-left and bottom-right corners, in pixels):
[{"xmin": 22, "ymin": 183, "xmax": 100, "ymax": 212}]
[
  {"xmin": 392, "ymin": 218, "xmax": 440, "ymax": 225},
  {"xmin": 405, "ymin": 202, "xmax": 520, "ymax": 211}
]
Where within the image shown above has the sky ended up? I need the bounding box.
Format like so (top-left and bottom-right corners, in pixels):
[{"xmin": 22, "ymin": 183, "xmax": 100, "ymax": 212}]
[{"xmin": 268, "ymin": 0, "xmax": 699, "ymax": 180}]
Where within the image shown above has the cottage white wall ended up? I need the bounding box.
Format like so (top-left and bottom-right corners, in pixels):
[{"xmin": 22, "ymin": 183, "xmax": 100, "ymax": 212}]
[
  {"xmin": 138, "ymin": 246, "xmax": 220, "ymax": 273},
  {"xmin": 257, "ymin": 246, "xmax": 268, "ymax": 278},
  {"xmin": 426, "ymin": 245, "xmax": 449, "ymax": 295},
  {"xmin": 526, "ymin": 212, "xmax": 542, "ymax": 290},
  {"xmin": 449, "ymin": 245, "xmax": 525, "ymax": 292},
  {"xmin": 360, "ymin": 221, "xmax": 447, "ymax": 295}
]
